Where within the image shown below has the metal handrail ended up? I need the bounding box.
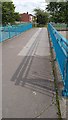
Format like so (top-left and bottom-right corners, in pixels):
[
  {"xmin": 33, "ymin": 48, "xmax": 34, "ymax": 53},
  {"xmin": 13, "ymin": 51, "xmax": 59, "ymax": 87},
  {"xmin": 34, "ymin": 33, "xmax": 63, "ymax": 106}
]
[
  {"xmin": 0, "ymin": 23, "xmax": 32, "ymax": 42},
  {"xmin": 48, "ymin": 23, "xmax": 68, "ymax": 97}
]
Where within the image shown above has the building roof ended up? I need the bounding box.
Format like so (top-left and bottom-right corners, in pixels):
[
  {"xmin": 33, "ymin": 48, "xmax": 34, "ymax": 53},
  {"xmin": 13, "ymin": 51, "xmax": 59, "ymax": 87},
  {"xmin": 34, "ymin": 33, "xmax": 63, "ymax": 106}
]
[{"xmin": 20, "ymin": 13, "xmax": 33, "ymax": 17}]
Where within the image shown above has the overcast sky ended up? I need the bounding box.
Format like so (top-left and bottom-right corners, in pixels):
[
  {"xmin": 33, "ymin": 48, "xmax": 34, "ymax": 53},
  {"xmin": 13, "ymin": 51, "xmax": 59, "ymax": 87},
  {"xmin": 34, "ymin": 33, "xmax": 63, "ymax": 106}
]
[{"xmin": 13, "ymin": 0, "xmax": 47, "ymax": 15}]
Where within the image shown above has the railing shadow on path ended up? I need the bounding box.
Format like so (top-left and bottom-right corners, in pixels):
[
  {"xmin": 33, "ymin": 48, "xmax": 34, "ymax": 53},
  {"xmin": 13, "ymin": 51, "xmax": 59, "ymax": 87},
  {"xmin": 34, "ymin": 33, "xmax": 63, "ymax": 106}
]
[{"xmin": 11, "ymin": 55, "xmax": 56, "ymax": 97}]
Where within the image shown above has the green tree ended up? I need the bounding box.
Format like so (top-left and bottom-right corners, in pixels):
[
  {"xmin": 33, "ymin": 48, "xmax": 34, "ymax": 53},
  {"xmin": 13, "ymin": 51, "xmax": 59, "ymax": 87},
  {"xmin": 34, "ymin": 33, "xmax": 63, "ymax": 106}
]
[
  {"xmin": 46, "ymin": 2, "xmax": 68, "ymax": 24},
  {"xmin": 34, "ymin": 8, "xmax": 49, "ymax": 25},
  {"xmin": 0, "ymin": 2, "xmax": 2, "ymax": 24},
  {"xmin": 14, "ymin": 12, "xmax": 20, "ymax": 22},
  {"xmin": 64, "ymin": 2, "xmax": 68, "ymax": 26},
  {"xmin": 2, "ymin": 2, "xmax": 20, "ymax": 25}
]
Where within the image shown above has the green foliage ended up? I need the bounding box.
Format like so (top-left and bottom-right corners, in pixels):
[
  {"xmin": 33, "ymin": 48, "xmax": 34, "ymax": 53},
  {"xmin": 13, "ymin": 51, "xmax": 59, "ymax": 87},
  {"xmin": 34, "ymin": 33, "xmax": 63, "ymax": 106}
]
[
  {"xmin": 2, "ymin": 2, "xmax": 15, "ymax": 25},
  {"xmin": 34, "ymin": 8, "xmax": 49, "ymax": 25},
  {"xmin": 14, "ymin": 12, "xmax": 20, "ymax": 21},
  {"xmin": 0, "ymin": 2, "xmax": 2, "ymax": 24},
  {"xmin": 2, "ymin": 2, "xmax": 20, "ymax": 25},
  {"xmin": 46, "ymin": 2, "xmax": 68, "ymax": 24}
]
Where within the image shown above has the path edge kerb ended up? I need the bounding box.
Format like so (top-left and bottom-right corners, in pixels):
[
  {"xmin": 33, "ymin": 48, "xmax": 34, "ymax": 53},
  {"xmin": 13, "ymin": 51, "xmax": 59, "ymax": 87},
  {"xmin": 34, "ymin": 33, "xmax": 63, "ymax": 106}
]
[{"xmin": 47, "ymin": 27, "xmax": 62, "ymax": 120}]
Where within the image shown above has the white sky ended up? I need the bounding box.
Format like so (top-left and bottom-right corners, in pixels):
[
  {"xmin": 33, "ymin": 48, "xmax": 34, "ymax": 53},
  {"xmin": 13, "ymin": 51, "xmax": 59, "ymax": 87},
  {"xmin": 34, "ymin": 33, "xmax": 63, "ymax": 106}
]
[{"xmin": 13, "ymin": 0, "xmax": 47, "ymax": 15}]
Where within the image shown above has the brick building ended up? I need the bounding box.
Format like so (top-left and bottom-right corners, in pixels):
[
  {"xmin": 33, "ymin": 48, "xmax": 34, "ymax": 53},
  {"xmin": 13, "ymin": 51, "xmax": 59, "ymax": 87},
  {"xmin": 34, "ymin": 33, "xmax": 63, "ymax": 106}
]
[{"xmin": 20, "ymin": 12, "xmax": 33, "ymax": 22}]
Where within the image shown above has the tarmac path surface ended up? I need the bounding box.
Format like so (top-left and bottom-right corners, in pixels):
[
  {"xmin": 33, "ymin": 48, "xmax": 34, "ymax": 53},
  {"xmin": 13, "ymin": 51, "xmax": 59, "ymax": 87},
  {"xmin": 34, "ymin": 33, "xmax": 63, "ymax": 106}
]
[{"xmin": 2, "ymin": 28, "xmax": 58, "ymax": 118}]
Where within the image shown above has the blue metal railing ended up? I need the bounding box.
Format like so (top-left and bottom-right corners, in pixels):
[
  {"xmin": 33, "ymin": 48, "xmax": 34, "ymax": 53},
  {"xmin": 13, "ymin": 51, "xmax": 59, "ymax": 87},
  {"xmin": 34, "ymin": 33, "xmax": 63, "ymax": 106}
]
[
  {"xmin": 0, "ymin": 23, "xmax": 32, "ymax": 42},
  {"xmin": 48, "ymin": 23, "xmax": 68, "ymax": 97}
]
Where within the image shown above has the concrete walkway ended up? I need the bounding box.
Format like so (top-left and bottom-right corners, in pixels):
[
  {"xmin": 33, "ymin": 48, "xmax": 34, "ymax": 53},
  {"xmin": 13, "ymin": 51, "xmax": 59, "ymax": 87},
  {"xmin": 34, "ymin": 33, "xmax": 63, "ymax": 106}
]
[{"xmin": 2, "ymin": 28, "xmax": 58, "ymax": 118}]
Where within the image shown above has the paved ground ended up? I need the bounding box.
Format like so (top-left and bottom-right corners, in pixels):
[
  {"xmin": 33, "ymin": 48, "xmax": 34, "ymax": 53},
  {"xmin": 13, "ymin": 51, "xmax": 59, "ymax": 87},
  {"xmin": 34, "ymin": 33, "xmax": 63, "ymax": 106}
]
[{"xmin": 2, "ymin": 28, "xmax": 58, "ymax": 118}]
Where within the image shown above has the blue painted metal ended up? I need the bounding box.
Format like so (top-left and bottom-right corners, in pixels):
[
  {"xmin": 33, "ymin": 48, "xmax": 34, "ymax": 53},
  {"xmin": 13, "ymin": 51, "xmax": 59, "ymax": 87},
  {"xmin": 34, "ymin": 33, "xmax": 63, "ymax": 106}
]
[
  {"xmin": 48, "ymin": 23, "xmax": 68, "ymax": 97},
  {"xmin": 0, "ymin": 23, "xmax": 32, "ymax": 42}
]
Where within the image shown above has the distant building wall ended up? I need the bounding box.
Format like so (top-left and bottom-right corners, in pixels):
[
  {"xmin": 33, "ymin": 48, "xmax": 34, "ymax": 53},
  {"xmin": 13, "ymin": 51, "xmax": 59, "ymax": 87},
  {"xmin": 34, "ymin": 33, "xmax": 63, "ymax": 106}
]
[{"xmin": 20, "ymin": 13, "xmax": 33, "ymax": 22}]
